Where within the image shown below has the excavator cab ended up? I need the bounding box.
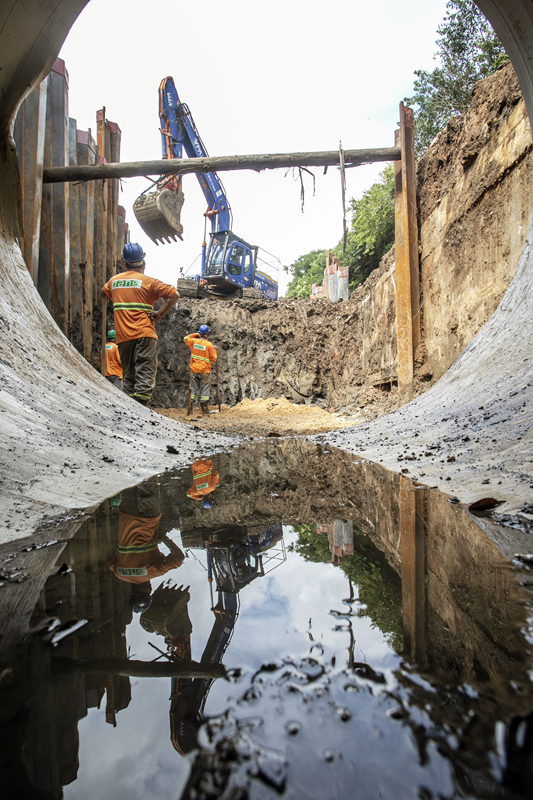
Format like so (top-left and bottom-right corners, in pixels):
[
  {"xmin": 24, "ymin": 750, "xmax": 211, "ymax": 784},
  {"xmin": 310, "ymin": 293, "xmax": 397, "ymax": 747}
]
[{"xmin": 203, "ymin": 230, "xmax": 258, "ymax": 293}]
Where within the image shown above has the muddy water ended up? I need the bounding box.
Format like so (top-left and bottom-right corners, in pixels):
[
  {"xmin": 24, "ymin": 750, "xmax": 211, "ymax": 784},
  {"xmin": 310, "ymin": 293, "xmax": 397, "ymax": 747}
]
[{"xmin": 1, "ymin": 440, "xmax": 533, "ymax": 799}]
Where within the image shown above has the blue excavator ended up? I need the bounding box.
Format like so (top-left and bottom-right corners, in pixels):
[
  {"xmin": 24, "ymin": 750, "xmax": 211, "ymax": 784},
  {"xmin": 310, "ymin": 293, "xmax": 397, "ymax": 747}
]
[
  {"xmin": 140, "ymin": 521, "xmax": 285, "ymax": 754},
  {"xmin": 133, "ymin": 77, "xmax": 278, "ymax": 300}
]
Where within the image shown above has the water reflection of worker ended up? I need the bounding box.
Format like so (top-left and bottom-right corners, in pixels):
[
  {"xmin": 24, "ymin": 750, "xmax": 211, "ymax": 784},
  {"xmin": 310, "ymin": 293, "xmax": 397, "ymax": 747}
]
[
  {"xmin": 187, "ymin": 458, "xmax": 220, "ymax": 508},
  {"xmin": 139, "ymin": 583, "xmax": 198, "ymax": 753},
  {"xmin": 108, "ymin": 479, "xmax": 185, "ymax": 611}
]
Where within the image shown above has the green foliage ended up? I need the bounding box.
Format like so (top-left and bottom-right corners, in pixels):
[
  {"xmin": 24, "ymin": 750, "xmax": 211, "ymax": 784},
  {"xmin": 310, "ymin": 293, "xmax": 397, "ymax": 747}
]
[
  {"xmin": 290, "ymin": 523, "xmax": 403, "ymax": 651},
  {"xmin": 287, "ymin": 523, "xmax": 332, "ymax": 562},
  {"xmin": 284, "ymin": 166, "xmax": 395, "ymax": 297},
  {"xmin": 405, "ymin": 0, "xmax": 508, "ymax": 157},
  {"xmin": 344, "ymin": 164, "xmax": 395, "ymax": 287},
  {"xmin": 284, "ymin": 249, "xmax": 329, "ymax": 298}
]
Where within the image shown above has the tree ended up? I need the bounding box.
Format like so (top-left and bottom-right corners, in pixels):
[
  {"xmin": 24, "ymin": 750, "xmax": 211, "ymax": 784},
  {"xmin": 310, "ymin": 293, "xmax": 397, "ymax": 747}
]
[
  {"xmin": 284, "ymin": 166, "xmax": 395, "ymax": 297},
  {"xmin": 405, "ymin": 0, "xmax": 507, "ymax": 156},
  {"xmin": 285, "ymin": 249, "xmax": 329, "ymax": 298},
  {"xmin": 290, "ymin": 523, "xmax": 403, "ymax": 651},
  {"xmin": 344, "ymin": 164, "xmax": 395, "ymax": 288}
]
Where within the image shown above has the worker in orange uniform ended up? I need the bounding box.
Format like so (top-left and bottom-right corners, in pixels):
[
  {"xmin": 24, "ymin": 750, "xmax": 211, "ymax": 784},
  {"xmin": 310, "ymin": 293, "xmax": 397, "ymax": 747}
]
[
  {"xmin": 108, "ymin": 479, "xmax": 185, "ymax": 613},
  {"xmin": 183, "ymin": 324, "xmax": 217, "ymax": 416},
  {"xmin": 103, "ymin": 329, "xmax": 123, "ymax": 390},
  {"xmin": 186, "ymin": 458, "xmax": 220, "ymax": 509},
  {"xmin": 101, "ymin": 242, "xmax": 180, "ymax": 405}
]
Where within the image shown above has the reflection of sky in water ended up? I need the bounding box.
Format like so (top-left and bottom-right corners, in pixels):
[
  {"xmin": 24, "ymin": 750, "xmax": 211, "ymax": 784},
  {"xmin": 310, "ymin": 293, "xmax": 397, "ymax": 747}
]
[{"xmin": 66, "ymin": 526, "xmax": 401, "ymax": 799}]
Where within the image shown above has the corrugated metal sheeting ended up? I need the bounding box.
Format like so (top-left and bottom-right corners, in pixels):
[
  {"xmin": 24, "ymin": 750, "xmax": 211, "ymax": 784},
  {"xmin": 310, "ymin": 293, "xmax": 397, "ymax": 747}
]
[{"xmin": 13, "ymin": 57, "xmax": 129, "ymax": 366}]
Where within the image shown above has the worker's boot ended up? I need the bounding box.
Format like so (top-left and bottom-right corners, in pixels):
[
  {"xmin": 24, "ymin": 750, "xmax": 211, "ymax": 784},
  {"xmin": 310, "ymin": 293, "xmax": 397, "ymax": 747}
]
[{"xmin": 201, "ymin": 403, "xmax": 209, "ymax": 417}]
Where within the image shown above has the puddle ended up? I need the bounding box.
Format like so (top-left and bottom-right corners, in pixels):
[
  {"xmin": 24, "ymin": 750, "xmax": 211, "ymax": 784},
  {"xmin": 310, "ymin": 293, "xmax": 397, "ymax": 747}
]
[{"xmin": 1, "ymin": 439, "xmax": 533, "ymax": 799}]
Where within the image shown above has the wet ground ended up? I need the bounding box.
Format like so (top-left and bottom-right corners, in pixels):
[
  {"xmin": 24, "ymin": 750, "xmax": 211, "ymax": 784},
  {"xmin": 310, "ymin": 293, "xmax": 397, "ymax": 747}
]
[{"xmin": 1, "ymin": 440, "xmax": 533, "ymax": 799}]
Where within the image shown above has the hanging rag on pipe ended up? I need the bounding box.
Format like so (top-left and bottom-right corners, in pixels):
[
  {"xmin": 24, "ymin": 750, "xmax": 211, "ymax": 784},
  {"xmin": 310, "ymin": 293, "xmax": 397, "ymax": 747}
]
[{"xmin": 339, "ymin": 141, "xmax": 347, "ymax": 257}]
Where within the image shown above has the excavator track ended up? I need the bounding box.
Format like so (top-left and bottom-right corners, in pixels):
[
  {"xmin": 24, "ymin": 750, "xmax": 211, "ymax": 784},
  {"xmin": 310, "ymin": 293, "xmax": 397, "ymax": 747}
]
[{"xmin": 133, "ymin": 188, "xmax": 185, "ymax": 245}]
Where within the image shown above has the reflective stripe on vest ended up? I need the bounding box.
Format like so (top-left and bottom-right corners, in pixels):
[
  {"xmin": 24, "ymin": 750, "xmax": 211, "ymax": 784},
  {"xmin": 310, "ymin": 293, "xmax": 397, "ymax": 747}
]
[
  {"xmin": 118, "ymin": 542, "xmax": 158, "ymax": 553},
  {"xmin": 113, "ymin": 302, "xmax": 153, "ymax": 311},
  {"xmin": 118, "ymin": 567, "xmax": 148, "ymax": 576}
]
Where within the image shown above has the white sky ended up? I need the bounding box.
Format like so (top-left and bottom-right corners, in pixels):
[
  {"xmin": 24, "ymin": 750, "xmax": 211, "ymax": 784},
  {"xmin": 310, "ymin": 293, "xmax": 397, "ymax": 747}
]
[{"xmin": 60, "ymin": 0, "xmax": 448, "ymax": 294}]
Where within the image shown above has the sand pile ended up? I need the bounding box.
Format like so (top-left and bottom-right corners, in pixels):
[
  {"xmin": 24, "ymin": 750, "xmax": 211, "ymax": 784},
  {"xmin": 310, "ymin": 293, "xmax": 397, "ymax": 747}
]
[{"xmin": 156, "ymin": 397, "xmax": 359, "ymax": 437}]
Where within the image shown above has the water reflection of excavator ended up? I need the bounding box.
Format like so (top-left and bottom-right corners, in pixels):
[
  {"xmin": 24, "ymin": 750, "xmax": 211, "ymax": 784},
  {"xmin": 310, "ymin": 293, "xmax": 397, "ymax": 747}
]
[{"xmin": 140, "ymin": 521, "xmax": 285, "ymax": 754}]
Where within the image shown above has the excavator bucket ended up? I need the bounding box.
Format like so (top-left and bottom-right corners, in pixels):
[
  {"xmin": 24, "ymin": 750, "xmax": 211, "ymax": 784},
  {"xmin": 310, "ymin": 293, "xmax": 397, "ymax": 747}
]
[{"xmin": 133, "ymin": 188, "xmax": 185, "ymax": 245}]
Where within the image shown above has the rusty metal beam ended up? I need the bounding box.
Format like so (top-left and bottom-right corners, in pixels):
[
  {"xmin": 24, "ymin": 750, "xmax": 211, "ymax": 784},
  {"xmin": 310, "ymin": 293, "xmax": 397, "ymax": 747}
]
[
  {"xmin": 13, "ymin": 79, "xmax": 48, "ymax": 285},
  {"xmin": 394, "ymin": 104, "xmax": 419, "ymax": 406},
  {"xmin": 399, "ymin": 477, "xmax": 426, "ymax": 666},
  {"xmin": 42, "ymin": 146, "xmax": 401, "ymax": 183},
  {"xmin": 38, "ymin": 59, "xmax": 70, "ymax": 336},
  {"xmin": 96, "ymin": 109, "xmax": 108, "ymax": 376}
]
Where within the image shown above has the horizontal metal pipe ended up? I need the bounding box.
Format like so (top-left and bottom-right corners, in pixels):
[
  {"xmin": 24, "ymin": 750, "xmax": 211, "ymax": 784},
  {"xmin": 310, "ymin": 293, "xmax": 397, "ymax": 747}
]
[
  {"xmin": 42, "ymin": 147, "xmax": 401, "ymax": 183},
  {"xmin": 52, "ymin": 656, "xmax": 227, "ymax": 679}
]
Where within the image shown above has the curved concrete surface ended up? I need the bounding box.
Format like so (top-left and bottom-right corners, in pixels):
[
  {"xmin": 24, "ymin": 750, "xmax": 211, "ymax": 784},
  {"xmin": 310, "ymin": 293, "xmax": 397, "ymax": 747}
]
[
  {"xmin": 324, "ymin": 1, "xmax": 533, "ymax": 512},
  {"xmin": 1, "ymin": 1, "xmax": 533, "ymax": 544},
  {"xmin": 0, "ymin": 1, "xmax": 232, "ymax": 543}
]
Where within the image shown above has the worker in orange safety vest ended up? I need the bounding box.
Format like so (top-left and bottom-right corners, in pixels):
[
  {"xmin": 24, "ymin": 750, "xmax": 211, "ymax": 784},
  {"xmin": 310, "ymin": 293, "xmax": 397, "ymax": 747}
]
[
  {"xmin": 103, "ymin": 329, "xmax": 123, "ymax": 390},
  {"xmin": 108, "ymin": 479, "xmax": 185, "ymax": 612},
  {"xmin": 183, "ymin": 324, "xmax": 217, "ymax": 416},
  {"xmin": 101, "ymin": 242, "xmax": 179, "ymax": 405},
  {"xmin": 186, "ymin": 458, "xmax": 220, "ymax": 509}
]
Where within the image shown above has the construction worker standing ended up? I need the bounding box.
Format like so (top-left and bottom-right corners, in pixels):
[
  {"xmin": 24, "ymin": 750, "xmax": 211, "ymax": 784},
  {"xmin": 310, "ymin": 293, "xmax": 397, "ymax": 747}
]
[
  {"xmin": 101, "ymin": 242, "xmax": 180, "ymax": 405},
  {"xmin": 103, "ymin": 330, "xmax": 123, "ymax": 390},
  {"xmin": 184, "ymin": 324, "xmax": 217, "ymax": 415}
]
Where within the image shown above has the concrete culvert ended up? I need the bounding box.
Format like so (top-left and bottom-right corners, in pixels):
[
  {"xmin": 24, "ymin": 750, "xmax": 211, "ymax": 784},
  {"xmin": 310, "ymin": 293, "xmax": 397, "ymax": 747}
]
[{"xmin": 2, "ymin": 0, "xmax": 533, "ymax": 542}]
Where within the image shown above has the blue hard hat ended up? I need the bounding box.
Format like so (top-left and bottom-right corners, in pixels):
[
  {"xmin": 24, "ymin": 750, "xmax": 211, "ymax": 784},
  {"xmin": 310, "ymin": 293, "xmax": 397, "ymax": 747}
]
[
  {"xmin": 201, "ymin": 498, "xmax": 213, "ymax": 509},
  {"xmin": 198, "ymin": 324, "xmax": 210, "ymax": 335},
  {"xmin": 123, "ymin": 242, "xmax": 146, "ymax": 264}
]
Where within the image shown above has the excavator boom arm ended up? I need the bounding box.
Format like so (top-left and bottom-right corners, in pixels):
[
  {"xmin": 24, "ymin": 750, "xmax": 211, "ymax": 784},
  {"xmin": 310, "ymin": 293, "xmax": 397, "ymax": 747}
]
[{"xmin": 159, "ymin": 77, "xmax": 232, "ymax": 232}]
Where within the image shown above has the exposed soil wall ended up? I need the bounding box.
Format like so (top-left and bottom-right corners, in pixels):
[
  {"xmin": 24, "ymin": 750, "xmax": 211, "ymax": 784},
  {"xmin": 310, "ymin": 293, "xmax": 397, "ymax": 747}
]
[
  {"xmin": 152, "ymin": 293, "xmax": 400, "ymax": 419},
  {"xmin": 417, "ymin": 63, "xmax": 533, "ymax": 381}
]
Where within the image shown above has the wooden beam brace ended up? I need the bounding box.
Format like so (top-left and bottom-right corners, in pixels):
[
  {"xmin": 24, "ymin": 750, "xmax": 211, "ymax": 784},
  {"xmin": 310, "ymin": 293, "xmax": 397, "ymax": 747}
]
[{"xmin": 42, "ymin": 146, "xmax": 401, "ymax": 183}]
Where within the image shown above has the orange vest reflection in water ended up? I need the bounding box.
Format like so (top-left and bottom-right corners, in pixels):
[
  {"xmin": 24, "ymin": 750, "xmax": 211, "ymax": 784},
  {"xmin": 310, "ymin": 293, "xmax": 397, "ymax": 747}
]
[
  {"xmin": 109, "ymin": 481, "xmax": 183, "ymax": 583},
  {"xmin": 186, "ymin": 459, "xmax": 220, "ymax": 501}
]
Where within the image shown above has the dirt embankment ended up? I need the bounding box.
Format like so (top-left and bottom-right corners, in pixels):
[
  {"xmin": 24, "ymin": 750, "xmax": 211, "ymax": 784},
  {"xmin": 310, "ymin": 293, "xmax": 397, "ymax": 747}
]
[{"xmin": 154, "ymin": 291, "xmax": 408, "ymax": 421}]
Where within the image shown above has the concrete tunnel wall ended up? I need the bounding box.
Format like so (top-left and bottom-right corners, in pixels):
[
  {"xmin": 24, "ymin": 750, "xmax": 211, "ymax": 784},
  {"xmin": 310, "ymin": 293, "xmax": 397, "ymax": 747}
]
[{"xmin": 1, "ymin": 0, "xmax": 533, "ymax": 543}]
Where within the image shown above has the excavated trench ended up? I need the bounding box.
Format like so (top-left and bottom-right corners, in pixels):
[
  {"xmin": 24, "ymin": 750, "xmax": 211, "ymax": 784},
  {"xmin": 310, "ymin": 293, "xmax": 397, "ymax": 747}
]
[{"xmin": 3, "ymin": 0, "xmax": 533, "ymax": 797}]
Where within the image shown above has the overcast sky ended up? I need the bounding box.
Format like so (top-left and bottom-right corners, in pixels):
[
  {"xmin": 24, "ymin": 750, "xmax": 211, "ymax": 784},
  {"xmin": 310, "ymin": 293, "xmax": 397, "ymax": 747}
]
[{"xmin": 60, "ymin": 0, "xmax": 448, "ymax": 293}]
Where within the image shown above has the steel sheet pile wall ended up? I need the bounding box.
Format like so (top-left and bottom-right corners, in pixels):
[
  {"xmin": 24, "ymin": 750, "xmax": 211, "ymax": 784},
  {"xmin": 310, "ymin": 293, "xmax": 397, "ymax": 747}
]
[{"xmin": 13, "ymin": 58, "xmax": 128, "ymax": 367}]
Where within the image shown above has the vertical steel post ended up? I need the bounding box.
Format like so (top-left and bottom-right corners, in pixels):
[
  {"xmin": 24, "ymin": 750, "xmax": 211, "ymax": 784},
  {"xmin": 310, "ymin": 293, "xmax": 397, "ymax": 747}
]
[
  {"xmin": 96, "ymin": 109, "xmax": 108, "ymax": 376},
  {"xmin": 38, "ymin": 58, "xmax": 70, "ymax": 335},
  {"xmin": 13, "ymin": 78, "xmax": 48, "ymax": 286},
  {"xmin": 399, "ymin": 477, "xmax": 426, "ymax": 666},
  {"xmin": 108, "ymin": 120, "xmax": 121, "ymax": 282},
  {"xmin": 68, "ymin": 117, "xmax": 78, "ymax": 344},
  {"xmin": 76, "ymin": 130, "xmax": 97, "ymax": 361},
  {"xmin": 394, "ymin": 103, "xmax": 420, "ymax": 406},
  {"xmin": 116, "ymin": 205, "xmax": 125, "ymax": 263}
]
